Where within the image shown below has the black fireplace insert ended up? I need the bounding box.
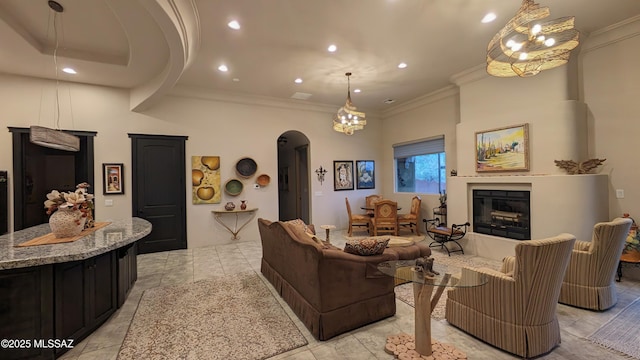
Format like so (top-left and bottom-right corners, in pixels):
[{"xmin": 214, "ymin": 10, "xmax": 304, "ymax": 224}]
[{"xmin": 473, "ymin": 189, "xmax": 530, "ymax": 240}]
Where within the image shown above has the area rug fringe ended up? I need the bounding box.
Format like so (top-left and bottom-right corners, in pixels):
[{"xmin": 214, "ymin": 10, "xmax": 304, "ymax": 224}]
[
  {"xmin": 117, "ymin": 272, "xmax": 307, "ymax": 360},
  {"xmin": 586, "ymin": 297, "xmax": 640, "ymax": 359}
]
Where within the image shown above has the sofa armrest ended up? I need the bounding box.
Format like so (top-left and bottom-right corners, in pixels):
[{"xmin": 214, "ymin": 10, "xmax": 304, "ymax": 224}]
[{"xmin": 321, "ymin": 249, "xmax": 398, "ymax": 266}]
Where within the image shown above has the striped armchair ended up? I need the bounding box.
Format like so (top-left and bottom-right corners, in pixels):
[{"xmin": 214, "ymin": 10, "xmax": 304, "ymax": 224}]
[
  {"xmin": 445, "ymin": 233, "xmax": 576, "ymax": 358},
  {"xmin": 559, "ymin": 217, "xmax": 633, "ymax": 310}
]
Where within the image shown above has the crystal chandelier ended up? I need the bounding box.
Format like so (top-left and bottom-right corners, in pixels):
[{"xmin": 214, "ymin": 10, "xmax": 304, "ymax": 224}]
[
  {"xmin": 486, "ymin": 0, "xmax": 580, "ymax": 78},
  {"xmin": 333, "ymin": 72, "xmax": 366, "ymax": 136}
]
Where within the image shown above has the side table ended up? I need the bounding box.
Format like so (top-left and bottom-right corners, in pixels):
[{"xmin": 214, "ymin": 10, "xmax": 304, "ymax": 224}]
[
  {"xmin": 212, "ymin": 208, "xmax": 258, "ymax": 240},
  {"xmin": 377, "ymin": 259, "xmax": 487, "ymax": 359},
  {"xmin": 319, "ymin": 225, "xmax": 336, "ymax": 243}
]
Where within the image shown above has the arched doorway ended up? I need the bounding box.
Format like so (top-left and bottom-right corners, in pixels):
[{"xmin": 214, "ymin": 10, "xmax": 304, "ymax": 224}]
[{"xmin": 277, "ymin": 131, "xmax": 310, "ymax": 223}]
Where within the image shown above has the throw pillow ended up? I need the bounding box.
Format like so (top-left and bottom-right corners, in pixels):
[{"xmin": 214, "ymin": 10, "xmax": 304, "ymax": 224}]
[{"xmin": 344, "ymin": 237, "xmax": 390, "ymax": 256}]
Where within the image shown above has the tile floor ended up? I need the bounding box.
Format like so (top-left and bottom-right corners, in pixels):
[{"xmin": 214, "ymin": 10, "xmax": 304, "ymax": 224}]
[{"xmin": 59, "ymin": 233, "xmax": 640, "ymax": 360}]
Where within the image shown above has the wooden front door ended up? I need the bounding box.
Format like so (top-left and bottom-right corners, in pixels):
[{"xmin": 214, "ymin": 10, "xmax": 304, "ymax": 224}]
[{"xmin": 130, "ymin": 134, "xmax": 187, "ymax": 254}]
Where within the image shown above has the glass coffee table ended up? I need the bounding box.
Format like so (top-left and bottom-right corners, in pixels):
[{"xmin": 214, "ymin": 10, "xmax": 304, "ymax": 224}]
[{"xmin": 378, "ymin": 259, "xmax": 487, "ymax": 359}]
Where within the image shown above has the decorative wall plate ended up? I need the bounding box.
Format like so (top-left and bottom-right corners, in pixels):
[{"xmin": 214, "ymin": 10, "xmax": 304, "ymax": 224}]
[
  {"xmin": 236, "ymin": 157, "xmax": 257, "ymax": 178},
  {"xmin": 224, "ymin": 179, "xmax": 243, "ymax": 196}
]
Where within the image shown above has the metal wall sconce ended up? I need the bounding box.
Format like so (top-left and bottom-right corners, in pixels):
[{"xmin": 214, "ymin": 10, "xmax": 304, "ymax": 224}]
[{"xmin": 315, "ymin": 166, "xmax": 328, "ymax": 185}]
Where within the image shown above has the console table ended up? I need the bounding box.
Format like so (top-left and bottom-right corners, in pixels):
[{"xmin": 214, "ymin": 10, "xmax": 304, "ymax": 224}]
[{"xmin": 212, "ymin": 208, "xmax": 258, "ymax": 240}]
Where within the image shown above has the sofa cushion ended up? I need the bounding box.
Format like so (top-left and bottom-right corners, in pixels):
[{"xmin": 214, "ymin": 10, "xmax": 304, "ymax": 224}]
[
  {"xmin": 285, "ymin": 219, "xmax": 312, "ymax": 233},
  {"xmin": 344, "ymin": 237, "xmax": 390, "ymax": 256},
  {"xmin": 284, "ymin": 221, "xmax": 322, "ymax": 248}
]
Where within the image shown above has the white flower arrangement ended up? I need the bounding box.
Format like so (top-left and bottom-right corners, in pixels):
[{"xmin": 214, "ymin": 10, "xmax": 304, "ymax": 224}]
[{"xmin": 44, "ymin": 183, "xmax": 94, "ymax": 226}]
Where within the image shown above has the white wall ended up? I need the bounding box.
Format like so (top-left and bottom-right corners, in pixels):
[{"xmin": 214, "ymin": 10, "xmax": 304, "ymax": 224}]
[
  {"xmin": 581, "ymin": 18, "xmax": 640, "ymax": 219},
  {"xmin": 0, "ymin": 73, "xmax": 383, "ymax": 248},
  {"xmin": 380, "ymin": 87, "xmax": 460, "ymax": 223}
]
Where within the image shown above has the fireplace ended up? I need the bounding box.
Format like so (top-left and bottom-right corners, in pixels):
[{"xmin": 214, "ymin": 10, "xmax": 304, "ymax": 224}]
[{"xmin": 473, "ymin": 190, "xmax": 531, "ymax": 240}]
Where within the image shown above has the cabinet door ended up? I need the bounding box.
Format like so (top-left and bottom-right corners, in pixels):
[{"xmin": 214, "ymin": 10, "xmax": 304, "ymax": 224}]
[
  {"xmin": 0, "ymin": 266, "xmax": 54, "ymax": 360},
  {"xmin": 90, "ymin": 251, "xmax": 116, "ymax": 326},
  {"xmin": 54, "ymin": 260, "xmax": 89, "ymax": 341}
]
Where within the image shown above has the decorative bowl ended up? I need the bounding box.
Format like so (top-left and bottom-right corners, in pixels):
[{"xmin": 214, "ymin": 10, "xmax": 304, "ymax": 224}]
[
  {"xmin": 256, "ymin": 174, "xmax": 271, "ymax": 187},
  {"xmin": 236, "ymin": 157, "xmax": 257, "ymax": 178},
  {"xmin": 224, "ymin": 179, "xmax": 243, "ymax": 196}
]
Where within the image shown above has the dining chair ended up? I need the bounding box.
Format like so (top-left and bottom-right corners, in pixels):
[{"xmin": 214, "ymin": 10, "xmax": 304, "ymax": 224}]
[
  {"xmin": 345, "ymin": 197, "xmax": 369, "ymax": 236},
  {"xmin": 365, "ymin": 195, "xmax": 383, "ymax": 216},
  {"xmin": 370, "ymin": 200, "xmax": 399, "ymax": 236},
  {"xmin": 397, "ymin": 196, "xmax": 421, "ymax": 235}
]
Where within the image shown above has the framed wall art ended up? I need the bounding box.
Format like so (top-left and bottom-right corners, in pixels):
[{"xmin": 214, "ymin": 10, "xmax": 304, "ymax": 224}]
[
  {"xmin": 475, "ymin": 123, "xmax": 529, "ymax": 172},
  {"xmin": 355, "ymin": 160, "xmax": 375, "ymax": 189},
  {"xmin": 333, "ymin": 160, "xmax": 354, "ymax": 191},
  {"xmin": 192, "ymin": 156, "xmax": 221, "ymax": 204},
  {"xmin": 103, "ymin": 163, "xmax": 124, "ymax": 195}
]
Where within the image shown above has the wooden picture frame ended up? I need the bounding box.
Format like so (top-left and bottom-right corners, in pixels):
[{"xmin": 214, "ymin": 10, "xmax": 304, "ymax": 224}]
[
  {"xmin": 333, "ymin": 160, "xmax": 354, "ymax": 191},
  {"xmin": 355, "ymin": 160, "xmax": 375, "ymax": 189},
  {"xmin": 475, "ymin": 124, "xmax": 529, "ymax": 172},
  {"xmin": 103, "ymin": 163, "xmax": 124, "ymax": 194}
]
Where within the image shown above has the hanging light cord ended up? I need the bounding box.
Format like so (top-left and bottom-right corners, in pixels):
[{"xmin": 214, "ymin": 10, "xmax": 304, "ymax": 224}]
[{"xmin": 52, "ymin": 10, "xmax": 61, "ymax": 130}]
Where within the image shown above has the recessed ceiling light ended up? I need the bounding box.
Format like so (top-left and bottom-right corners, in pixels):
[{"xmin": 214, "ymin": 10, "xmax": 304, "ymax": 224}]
[
  {"xmin": 327, "ymin": 44, "xmax": 337, "ymax": 52},
  {"xmin": 354, "ymin": 89, "xmax": 361, "ymax": 93},
  {"xmin": 232, "ymin": 78, "xmax": 240, "ymax": 82},
  {"xmin": 228, "ymin": 20, "xmax": 240, "ymax": 30},
  {"xmin": 62, "ymin": 67, "xmax": 76, "ymax": 74},
  {"xmin": 294, "ymin": 78, "xmax": 303, "ymax": 84},
  {"xmin": 218, "ymin": 65, "xmax": 228, "ymax": 72},
  {"xmin": 383, "ymin": 99, "xmax": 395, "ymax": 104},
  {"xmin": 481, "ymin": 12, "xmax": 497, "ymax": 23},
  {"xmin": 398, "ymin": 62, "xmax": 408, "ymax": 69}
]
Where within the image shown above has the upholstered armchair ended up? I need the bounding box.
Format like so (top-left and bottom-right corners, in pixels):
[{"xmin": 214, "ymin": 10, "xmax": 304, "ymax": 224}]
[
  {"xmin": 397, "ymin": 196, "xmax": 421, "ymax": 235},
  {"xmin": 559, "ymin": 217, "xmax": 633, "ymax": 310},
  {"xmin": 445, "ymin": 233, "xmax": 576, "ymax": 358}
]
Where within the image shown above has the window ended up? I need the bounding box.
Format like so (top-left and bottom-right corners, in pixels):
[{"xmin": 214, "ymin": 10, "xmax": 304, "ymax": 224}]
[{"xmin": 394, "ymin": 136, "xmax": 445, "ymax": 194}]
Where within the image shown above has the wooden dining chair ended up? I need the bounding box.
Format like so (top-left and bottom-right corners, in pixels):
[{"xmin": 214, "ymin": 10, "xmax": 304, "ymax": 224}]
[
  {"xmin": 365, "ymin": 195, "xmax": 383, "ymax": 216},
  {"xmin": 397, "ymin": 196, "xmax": 421, "ymax": 235},
  {"xmin": 370, "ymin": 200, "xmax": 399, "ymax": 236},
  {"xmin": 345, "ymin": 197, "xmax": 369, "ymax": 236}
]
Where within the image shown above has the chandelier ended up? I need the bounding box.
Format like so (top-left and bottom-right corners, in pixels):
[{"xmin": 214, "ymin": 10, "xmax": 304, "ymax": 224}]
[
  {"xmin": 486, "ymin": 0, "xmax": 580, "ymax": 78},
  {"xmin": 333, "ymin": 72, "xmax": 366, "ymax": 136},
  {"xmin": 30, "ymin": 0, "xmax": 80, "ymax": 152}
]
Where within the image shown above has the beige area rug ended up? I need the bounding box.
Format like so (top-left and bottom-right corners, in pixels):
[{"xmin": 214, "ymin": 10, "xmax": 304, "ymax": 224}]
[
  {"xmin": 587, "ymin": 297, "xmax": 640, "ymax": 359},
  {"xmin": 118, "ymin": 273, "xmax": 308, "ymax": 360},
  {"xmin": 394, "ymin": 249, "xmax": 502, "ymax": 320}
]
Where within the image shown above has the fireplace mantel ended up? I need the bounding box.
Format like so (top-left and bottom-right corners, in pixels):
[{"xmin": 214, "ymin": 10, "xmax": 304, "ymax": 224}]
[{"xmin": 447, "ymin": 174, "xmax": 609, "ymax": 260}]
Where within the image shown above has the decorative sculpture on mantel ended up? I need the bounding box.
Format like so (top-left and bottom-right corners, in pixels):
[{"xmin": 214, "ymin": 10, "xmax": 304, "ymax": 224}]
[{"xmin": 554, "ymin": 158, "xmax": 606, "ymax": 175}]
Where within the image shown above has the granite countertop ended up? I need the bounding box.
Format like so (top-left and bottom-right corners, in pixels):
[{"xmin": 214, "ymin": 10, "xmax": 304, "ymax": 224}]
[{"xmin": 0, "ymin": 217, "xmax": 152, "ymax": 270}]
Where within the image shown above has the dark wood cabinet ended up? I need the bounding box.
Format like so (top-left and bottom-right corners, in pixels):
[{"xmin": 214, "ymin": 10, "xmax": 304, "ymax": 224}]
[
  {"xmin": 54, "ymin": 251, "xmax": 116, "ymax": 351},
  {"xmin": 117, "ymin": 242, "xmax": 138, "ymax": 307},
  {"xmin": 0, "ymin": 266, "xmax": 54, "ymax": 360}
]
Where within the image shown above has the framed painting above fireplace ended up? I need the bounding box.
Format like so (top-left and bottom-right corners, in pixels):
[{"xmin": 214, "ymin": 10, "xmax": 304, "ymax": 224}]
[{"xmin": 475, "ymin": 123, "xmax": 529, "ymax": 172}]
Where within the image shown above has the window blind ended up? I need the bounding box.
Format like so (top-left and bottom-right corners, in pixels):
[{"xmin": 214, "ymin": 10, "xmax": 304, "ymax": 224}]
[{"xmin": 393, "ymin": 136, "xmax": 444, "ymax": 158}]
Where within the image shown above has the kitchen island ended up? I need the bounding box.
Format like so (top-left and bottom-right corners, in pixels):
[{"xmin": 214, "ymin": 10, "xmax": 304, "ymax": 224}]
[{"xmin": 0, "ymin": 218, "xmax": 152, "ymax": 360}]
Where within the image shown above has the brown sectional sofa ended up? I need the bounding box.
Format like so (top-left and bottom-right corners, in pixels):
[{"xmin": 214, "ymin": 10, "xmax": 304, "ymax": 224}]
[{"xmin": 258, "ymin": 218, "xmax": 430, "ymax": 340}]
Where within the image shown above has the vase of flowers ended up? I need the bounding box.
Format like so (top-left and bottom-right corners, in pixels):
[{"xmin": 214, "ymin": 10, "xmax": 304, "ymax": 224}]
[{"xmin": 45, "ymin": 182, "xmax": 94, "ymax": 238}]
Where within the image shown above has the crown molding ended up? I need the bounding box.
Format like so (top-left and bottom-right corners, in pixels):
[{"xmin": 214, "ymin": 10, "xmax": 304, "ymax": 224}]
[
  {"xmin": 380, "ymin": 85, "xmax": 459, "ymax": 118},
  {"xmin": 449, "ymin": 63, "xmax": 489, "ymax": 88},
  {"xmin": 580, "ymin": 15, "xmax": 640, "ymax": 54}
]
